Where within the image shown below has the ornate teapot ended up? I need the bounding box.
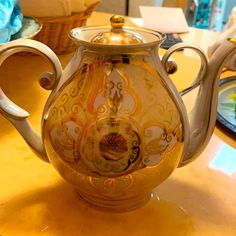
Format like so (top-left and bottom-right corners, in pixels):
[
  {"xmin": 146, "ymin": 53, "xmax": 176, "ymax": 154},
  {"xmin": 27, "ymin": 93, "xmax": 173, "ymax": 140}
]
[{"xmin": 0, "ymin": 16, "xmax": 236, "ymax": 211}]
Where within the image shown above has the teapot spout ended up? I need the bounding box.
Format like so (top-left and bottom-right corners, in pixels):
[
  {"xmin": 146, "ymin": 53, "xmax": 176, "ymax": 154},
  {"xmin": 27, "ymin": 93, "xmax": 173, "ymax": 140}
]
[{"xmin": 180, "ymin": 38, "xmax": 236, "ymax": 166}]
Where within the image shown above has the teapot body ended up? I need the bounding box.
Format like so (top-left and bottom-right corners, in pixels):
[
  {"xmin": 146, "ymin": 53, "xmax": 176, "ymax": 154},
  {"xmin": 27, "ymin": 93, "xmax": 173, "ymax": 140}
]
[
  {"xmin": 1, "ymin": 15, "xmax": 236, "ymax": 211},
  {"xmin": 43, "ymin": 46, "xmax": 184, "ymax": 210}
]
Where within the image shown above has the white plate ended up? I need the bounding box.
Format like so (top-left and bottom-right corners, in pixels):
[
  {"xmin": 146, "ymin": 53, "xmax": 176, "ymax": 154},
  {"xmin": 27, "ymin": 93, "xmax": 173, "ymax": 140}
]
[{"xmin": 0, "ymin": 16, "xmax": 42, "ymax": 44}]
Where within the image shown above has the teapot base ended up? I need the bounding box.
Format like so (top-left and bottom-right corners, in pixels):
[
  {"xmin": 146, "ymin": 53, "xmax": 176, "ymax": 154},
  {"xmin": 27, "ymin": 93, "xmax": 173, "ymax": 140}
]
[{"xmin": 76, "ymin": 190, "xmax": 152, "ymax": 212}]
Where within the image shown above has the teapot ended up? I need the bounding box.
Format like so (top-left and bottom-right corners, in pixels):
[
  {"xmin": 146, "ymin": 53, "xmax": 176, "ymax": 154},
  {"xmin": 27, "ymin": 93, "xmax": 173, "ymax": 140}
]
[{"xmin": 0, "ymin": 16, "xmax": 236, "ymax": 211}]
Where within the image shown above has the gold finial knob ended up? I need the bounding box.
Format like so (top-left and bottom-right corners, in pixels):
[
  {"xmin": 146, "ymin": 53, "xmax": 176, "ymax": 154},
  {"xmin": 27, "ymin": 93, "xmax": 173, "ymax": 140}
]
[
  {"xmin": 228, "ymin": 38, "xmax": 236, "ymax": 45},
  {"xmin": 110, "ymin": 15, "xmax": 125, "ymax": 29}
]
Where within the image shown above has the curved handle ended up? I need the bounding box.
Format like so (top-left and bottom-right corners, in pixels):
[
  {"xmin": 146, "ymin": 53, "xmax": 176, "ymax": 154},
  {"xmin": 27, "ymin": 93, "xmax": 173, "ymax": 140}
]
[
  {"xmin": 162, "ymin": 42, "xmax": 208, "ymax": 95},
  {"xmin": 162, "ymin": 43, "xmax": 209, "ymax": 167},
  {"xmin": 0, "ymin": 39, "xmax": 63, "ymax": 161}
]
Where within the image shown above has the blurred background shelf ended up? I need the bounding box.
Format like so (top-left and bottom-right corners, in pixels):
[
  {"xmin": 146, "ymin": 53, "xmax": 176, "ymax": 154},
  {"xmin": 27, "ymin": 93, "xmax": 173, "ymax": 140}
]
[{"xmin": 96, "ymin": 0, "xmax": 235, "ymax": 32}]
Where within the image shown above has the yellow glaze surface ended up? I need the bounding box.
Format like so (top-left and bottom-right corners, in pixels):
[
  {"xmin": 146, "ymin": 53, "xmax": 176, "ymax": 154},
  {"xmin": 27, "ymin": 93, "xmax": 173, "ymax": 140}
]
[{"xmin": 0, "ymin": 12, "xmax": 236, "ymax": 236}]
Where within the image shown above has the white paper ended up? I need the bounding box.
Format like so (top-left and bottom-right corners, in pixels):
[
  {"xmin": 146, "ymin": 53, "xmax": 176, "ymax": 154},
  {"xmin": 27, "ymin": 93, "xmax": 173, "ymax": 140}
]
[
  {"xmin": 140, "ymin": 6, "xmax": 189, "ymax": 33},
  {"xmin": 130, "ymin": 18, "xmax": 144, "ymax": 27}
]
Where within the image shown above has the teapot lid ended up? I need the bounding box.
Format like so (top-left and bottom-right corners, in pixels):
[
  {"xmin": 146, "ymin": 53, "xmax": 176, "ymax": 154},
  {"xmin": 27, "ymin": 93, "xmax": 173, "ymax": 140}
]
[
  {"xmin": 91, "ymin": 15, "xmax": 144, "ymax": 45},
  {"xmin": 69, "ymin": 15, "xmax": 165, "ymax": 47}
]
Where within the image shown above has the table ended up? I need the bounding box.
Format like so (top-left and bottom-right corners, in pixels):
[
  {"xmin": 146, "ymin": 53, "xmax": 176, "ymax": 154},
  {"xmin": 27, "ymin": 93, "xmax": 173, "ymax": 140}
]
[{"xmin": 0, "ymin": 12, "xmax": 235, "ymax": 236}]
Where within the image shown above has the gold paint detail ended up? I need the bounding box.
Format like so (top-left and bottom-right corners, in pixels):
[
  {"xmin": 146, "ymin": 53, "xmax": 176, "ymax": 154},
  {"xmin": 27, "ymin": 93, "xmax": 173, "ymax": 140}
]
[
  {"xmin": 142, "ymin": 124, "xmax": 182, "ymax": 166},
  {"xmin": 92, "ymin": 64, "xmax": 138, "ymax": 117},
  {"xmin": 87, "ymin": 174, "xmax": 134, "ymax": 197},
  {"xmin": 228, "ymin": 38, "xmax": 236, "ymax": 45},
  {"xmin": 79, "ymin": 117, "xmax": 141, "ymax": 176},
  {"xmin": 44, "ymin": 52, "xmax": 183, "ymax": 182}
]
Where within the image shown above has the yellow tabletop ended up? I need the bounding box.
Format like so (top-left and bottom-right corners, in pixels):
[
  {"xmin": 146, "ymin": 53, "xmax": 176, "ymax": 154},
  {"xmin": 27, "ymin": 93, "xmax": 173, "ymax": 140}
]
[{"xmin": 0, "ymin": 12, "xmax": 236, "ymax": 236}]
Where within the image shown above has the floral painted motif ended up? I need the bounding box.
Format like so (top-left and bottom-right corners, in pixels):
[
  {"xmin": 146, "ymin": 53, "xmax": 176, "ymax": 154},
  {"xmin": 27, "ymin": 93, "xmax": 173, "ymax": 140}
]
[{"xmin": 45, "ymin": 53, "xmax": 183, "ymax": 180}]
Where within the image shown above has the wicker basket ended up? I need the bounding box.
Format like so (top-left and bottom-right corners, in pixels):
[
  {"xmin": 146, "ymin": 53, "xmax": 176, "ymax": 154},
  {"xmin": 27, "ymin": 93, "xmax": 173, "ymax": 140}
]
[{"xmin": 34, "ymin": 1, "xmax": 100, "ymax": 54}]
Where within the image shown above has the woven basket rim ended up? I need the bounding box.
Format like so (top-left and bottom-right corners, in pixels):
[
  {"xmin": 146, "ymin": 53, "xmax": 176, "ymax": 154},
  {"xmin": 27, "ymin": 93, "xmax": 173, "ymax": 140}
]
[
  {"xmin": 31, "ymin": 1, "xmax": 100, "ymax": 54},
  {"xmin": 33, "ymin": 1, "xmax": 100, "ymax": 22}
]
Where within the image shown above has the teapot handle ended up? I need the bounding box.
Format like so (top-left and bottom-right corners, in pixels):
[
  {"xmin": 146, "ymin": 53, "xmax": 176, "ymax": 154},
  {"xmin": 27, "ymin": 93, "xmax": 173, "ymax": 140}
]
[
  {"xmin": 162, "ymin": 43, "xmax": 208, "ymax": 95},
  {"xmin": 0, "ymin": 39, "xmax": 63, "ymax": 161},
  {"xmin": 161, "ymin": 43, "xmax": 208, "ymax": 167}
]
